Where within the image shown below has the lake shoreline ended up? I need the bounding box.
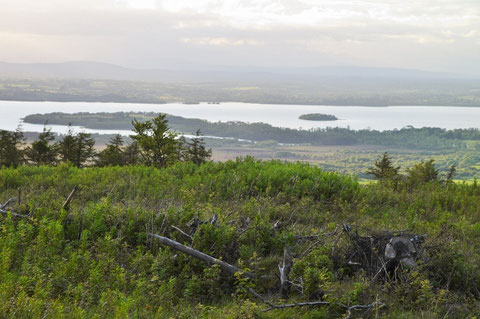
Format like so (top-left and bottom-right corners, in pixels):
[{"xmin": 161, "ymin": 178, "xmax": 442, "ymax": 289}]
[
  {"xmin": 2, "ymin": 98, "xmax": 480, "ymax": 108},
  {"xmin": 2, "ymin": 101, "xmax": 480, "ymax": 135}
]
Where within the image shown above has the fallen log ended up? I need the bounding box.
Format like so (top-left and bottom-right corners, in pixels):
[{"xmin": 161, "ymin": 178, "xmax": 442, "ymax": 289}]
[
  {"xmin": 148, "ymin": 233, "xmax": 384, "ymax": 314},
  {"xmin": 148, "ymin": 233, "xmax": 255, "ymax": 279}
]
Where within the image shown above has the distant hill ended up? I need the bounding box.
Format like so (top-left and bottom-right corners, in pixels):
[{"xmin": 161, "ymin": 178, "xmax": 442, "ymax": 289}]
[{"xmin": 0, "ymin": 61, "xmax": 472, "ymax": 84}]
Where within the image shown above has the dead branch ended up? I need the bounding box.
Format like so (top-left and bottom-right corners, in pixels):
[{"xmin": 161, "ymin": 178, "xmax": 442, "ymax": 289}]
[
  {"xmin": 247, "ymin": 287, "xmax": 331, "ymax": 311},
  {"xmin": 208, "ymin": 214, "xmax": 218, "ymax": 225},
  {"xmin": 299, "ymin": 239, "xmax": 323, "ymax": 259},
  {"xmin": 247, "ymin": 288, "xmax": 275, "ymax": 308},
  {"xmin": 249, "ymin": 286, "xmax": 383, "ymax": 314},
  {"xmin": 343, "ymin": 301, "xmax": 385, "ymax": 319},
  {"xmin": 278, "ymin": 247, "xmax": 293, "ymax": 298},
  {"xmin": 299, "ymin": 226, "xmax": 341, "ymax": 258},
  {"xmin": 62, "ymin": 186, "xmax": 77, "ymax": 210},
  {"xmin": 171, "ymin": 225, "xmax": 194, "ymax": 244},
  {"xmin": 0, "ymin": 208, "xmax": 27, "ymax": 219},
  {"xmin": 148, "ymin": 233, "xmax": 255, "ymax": 279},
  {"xmin": 0, "ymin": 197, "xmax": 28, "ymax": 219},
  {"xmin": 0, "ymin": 197, "xmax": 16, "ymax": 210}
]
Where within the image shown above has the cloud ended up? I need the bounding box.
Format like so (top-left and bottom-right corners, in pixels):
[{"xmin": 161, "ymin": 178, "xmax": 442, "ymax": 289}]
[{"xmin": 0, "ymin": 0, "xmax": 478, "ymax": 74}]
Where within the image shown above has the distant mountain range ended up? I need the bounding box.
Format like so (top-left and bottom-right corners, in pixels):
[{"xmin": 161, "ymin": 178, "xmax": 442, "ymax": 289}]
[{"xmin": 0, "ymin": 61, "xmax": 473, "ymax": 83}]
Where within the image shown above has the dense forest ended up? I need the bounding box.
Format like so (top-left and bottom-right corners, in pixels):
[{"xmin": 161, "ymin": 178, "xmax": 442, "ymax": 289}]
[
  {"xmin": 0, "ymin": 156, "xmax": 479, "ymax": 318},
  {"xmin": 23, "ymin": 112, "xmax": 480, "ymax": 150}
]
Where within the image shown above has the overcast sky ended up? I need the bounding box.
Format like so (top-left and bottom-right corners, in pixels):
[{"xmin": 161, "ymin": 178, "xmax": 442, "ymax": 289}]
[{"xmin": 0, "ymin": 0, "xmax": 479, "ymax": 74}]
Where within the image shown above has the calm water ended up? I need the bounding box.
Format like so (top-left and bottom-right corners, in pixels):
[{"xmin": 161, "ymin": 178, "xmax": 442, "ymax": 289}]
[{"xmin": 0, "ymin": 100, "xmax": 479, "ymax": 135}]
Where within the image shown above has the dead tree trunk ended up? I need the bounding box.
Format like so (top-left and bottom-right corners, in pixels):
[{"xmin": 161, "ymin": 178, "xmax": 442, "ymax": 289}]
[
  {"xmin": 148, "ymin": 233, "xmax": 255, "ymax": 279},
  {"xmin": 279, "ymin": 247, "xmax": 293, "ymax": 298}
]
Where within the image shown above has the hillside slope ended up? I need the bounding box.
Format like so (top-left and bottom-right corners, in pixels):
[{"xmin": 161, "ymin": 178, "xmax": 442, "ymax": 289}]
[{"xmin": 0, "ymin": 159, "xmax": 479, "ymax": 318}]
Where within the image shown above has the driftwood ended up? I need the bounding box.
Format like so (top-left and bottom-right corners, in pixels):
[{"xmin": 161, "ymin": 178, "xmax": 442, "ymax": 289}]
[
  {"xmin": 62, "ymin": 186, "xmax": 77, "ymax": 210},
  {"xmin": 148, "ymin": 233, "xmax": 255, "ymax": 279}
]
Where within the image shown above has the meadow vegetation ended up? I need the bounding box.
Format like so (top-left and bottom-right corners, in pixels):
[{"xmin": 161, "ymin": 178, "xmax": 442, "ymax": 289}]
[{"xmin": 0, "ymin": 154, "xmax": 479, "ymax": 317}]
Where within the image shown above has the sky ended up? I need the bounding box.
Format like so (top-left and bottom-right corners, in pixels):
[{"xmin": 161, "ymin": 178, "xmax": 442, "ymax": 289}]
[{"xmin": 0, "ymin": 0, "xmax": 479, "ymax": 74}]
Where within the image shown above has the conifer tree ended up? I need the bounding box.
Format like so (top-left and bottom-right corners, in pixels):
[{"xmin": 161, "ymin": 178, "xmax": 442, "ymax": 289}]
[
  {"xmin": 406, "ymin": 159, "xmax": 439, "ymax": 186},
  {"xmin": 130, "ymin": 114, "xmax": 181, "ymax": 168},
  {"xmin": 57, "ymin": 126, "xmax": 77, "ymax": 164},
  {"xmin": 366, "ymin": 152, "xmax": 400, "ymax": 181},
  {"xmin": 96, "ymin": 134, "xmax": 125, "ymax": 167},
  {"xmin": 185, "ymin": 130, "xmax": 212, "ymax": 165},
  {"xmin": 123, "ymin": 141, "xmax": 141, "ymax": 166},
  {"xmin": 0, "ymin": 126, "xmax": 25, "ymax": 168},
  {"xmin": 57, "ymin": 126, "xmax": 96, "ymax": 168},
  {"xmin": 25, "ymin": 125, "xmax": 57, "ymax": 166}
]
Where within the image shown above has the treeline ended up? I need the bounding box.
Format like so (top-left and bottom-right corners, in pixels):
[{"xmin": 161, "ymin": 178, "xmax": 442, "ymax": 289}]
[
  {"xmin": 0, "ymin": 114, "xmax": 211, "ymax": 169},
  {"xmin": 24, "ymin": 112, "xmax": 480, "ymax": 150},
  {"xmin": 2, "ymin": 77, "xmax": 480, "ymax": 106}
]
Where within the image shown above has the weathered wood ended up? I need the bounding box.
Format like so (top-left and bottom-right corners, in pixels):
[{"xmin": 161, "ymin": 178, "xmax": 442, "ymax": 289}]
[
  {"xmin": 0, "ymin": 197, "xmax": 27, "ymax": 218},
  {"xmin": 148, "ymin": 233, "xmax": 255, "ymax": 279},
  {"xmin": 171, "ymin": 225, "xmax": 194, "ymax": 244},
  {"xmin": 63, "ymin": 186, "xmax": 77, "ymax": 209},
  {"xmin": 0, "ymin": 197, "xmax": 16, "ymax": 210},
  {"xmin": 278, "ymin": 247, "xmax": 293, "ymax": 298}
]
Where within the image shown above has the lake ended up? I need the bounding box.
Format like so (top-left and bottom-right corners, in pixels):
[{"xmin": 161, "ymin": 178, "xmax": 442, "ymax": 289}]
[{"xmin": 0, "ymin": 100, "xmax": 479, "ymax": 135}]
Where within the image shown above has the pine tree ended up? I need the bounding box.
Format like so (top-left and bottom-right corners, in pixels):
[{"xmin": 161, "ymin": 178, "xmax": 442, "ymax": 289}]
[
  {"xmin": 74, "ymin": 132, "xmax": 96, "ymax": 168},
  {"xmin": 130, "ymin": 114, "xmax": 181, "ymax": 168},
  {"xmin": 96, "ymin": 134, "xmax": 125, "ymax": 167},
  {"xmin": 366, "ymin": 152, "xmax": 400, "ymax": 181},
  {"xmin": 57, "ymin": 126, "xmax": 96, "ymax": 168},
  {"xmin": 25, "ymin": 125, "xmax": 57, "ymax": 166},
  {"xmin": 185, "ymin": 130, "xmax": 212, "ymax": 165},
  {"xmin": 446, "ymin": 164, "xmax": 456, "ymax": 182},
  {"xmin": 0, "ymin": 127, "xmax": 25, "ymax": 168},
  {"xmin": 406, "ymin": 159, "xmax": 439, "ymax": 186},
  {"xmin": 123, "ymin": 141, "xmax": 140, "ymax": 166},
  {"xmin": 57, "ymin": 126, "xmax": 77, "ymax": 164}
]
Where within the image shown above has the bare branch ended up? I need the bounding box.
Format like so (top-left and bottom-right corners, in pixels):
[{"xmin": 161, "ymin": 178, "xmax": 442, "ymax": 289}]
[
  {"xmin": 171, "ymin": 225, "xmax": 194, "ymax": 244},
  {"xmin": 262, "ymin": 300, "xmax": 331, "ymax": 311},
  {"xmin": 0, "ymin": 197, "xmax": 16, "ymax": 210},
  {"xmin": 148, "ymin": 233, "xmax": 255, "ymax": 279},
  {"xmin": 0, "ymin": 208, "xmax": 28, "ymax": 219},
  {"xmin": 343, "ymin": 301, "xmax": 385, "ymax": 319},
  {"xmin": 62, "ymin": 186, "xmax": 77, "ymax": 210},
  {"xmin": 0, "ymin": 197, "xmax": 28, "ymax": 219},
  {"xmin": 247, "ymin": 288, "xmax": 275, "ymax": 308}
]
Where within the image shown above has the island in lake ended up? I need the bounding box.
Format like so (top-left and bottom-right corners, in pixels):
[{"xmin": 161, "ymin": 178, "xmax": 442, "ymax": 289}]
[{"xmin": 299, "ymin": 113, "xmax": 338, "ymax": 121}]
